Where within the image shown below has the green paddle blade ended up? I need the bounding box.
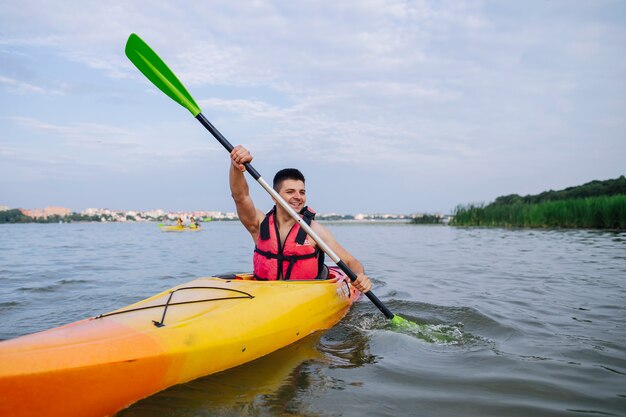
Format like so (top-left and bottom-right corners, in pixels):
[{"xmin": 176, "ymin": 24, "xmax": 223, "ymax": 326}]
[
  {"xmin": 391, "ymin": 314, "xmax": 458, "ymax": 344},
  {"xmin": 125, "ymin": 33, "xmax": 201, "ymax": 116}
]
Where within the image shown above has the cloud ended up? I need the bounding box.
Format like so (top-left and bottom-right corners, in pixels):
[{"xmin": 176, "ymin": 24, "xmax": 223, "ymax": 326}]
[
  {"xmin": 2, "ymin": 1, "xmax": 480, "ymax": 87},
  {"xmin": 0, "ymin": 1, "xmax": 624, "ymax": 212},
  {"xmin": 199, "ymin": 93, "xmax": 470, "ymax": 167},
  {"xmin": 8, "ymin": 116, "xmax": 138, "ymax": 148},
  {"xmin": 0, "ymin": 75, "xmax": 48, "ymax": 94},
  {"xmin": 2, "ymin": 114, "xmax": 224, "ymax": 178}
]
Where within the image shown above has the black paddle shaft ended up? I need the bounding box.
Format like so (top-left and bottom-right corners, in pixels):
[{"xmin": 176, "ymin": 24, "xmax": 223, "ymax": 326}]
[{"xmin": 196, "ymin": 113, "xmax": 261, "ymax": 181}]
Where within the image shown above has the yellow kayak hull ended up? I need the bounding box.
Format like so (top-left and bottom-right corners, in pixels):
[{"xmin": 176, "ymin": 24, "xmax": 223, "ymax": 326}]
[
  {"xmin": 159, "ymin": 225, "xmax": 201, "ymax": 232},
  {"xmin": 0, "ymin": 269, "xmax": 359, "ymax": 417}
]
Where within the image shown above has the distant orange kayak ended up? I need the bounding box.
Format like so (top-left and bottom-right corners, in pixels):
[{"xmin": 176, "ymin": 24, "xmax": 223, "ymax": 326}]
[{"xmin": 0, "ymin": 268, "xmax": 358, "ymax": 417}]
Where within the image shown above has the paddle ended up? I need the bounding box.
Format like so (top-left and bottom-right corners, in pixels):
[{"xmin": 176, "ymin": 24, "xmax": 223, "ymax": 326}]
[{"xmin": 125, "ymin": 33, "xmax": 414, "ymax": 328}]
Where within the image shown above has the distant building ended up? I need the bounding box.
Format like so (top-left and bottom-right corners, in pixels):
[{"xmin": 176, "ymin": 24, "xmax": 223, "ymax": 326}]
[
  {"xmin": 142, "ymin": 209, "xmax": 166, "ymax": 218},
  {"xmin": 83, "ymin": 208, "xmax": 107, "ymax": 216},
  {"xmin": 21, "ymin": 206, "xmax": 71, "ymax": 219}
]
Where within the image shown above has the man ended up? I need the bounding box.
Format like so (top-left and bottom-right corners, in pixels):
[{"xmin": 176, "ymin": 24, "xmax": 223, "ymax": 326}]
[{"xmin": 229, "ymin": 145, "xmax": 372, "ymax": 293}]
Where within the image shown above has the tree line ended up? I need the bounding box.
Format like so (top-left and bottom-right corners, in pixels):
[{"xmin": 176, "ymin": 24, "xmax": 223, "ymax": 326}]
[
  {"xmin": 0, "ymin": 209, "xmax": 103, "ymax": 224},
  {"xmin": 452, "ymin": 176, "xmax": 626, "ymax": 229}
]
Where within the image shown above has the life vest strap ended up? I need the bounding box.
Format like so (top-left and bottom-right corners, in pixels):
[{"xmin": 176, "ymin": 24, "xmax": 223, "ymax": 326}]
[
  {"xmin": 295, "ymin": 206, "xmax": 315, "ymax": 244},
  {"xmin": 259, "ymin": 206, "xmax": 316, "ymax": 243},
  {"xmin": 254, "ymin": 247, "xmax": 317, "ymax": 261},
  {"xmin": 259, "ymin": 207, "xmax": 275, "ymax": 241}
]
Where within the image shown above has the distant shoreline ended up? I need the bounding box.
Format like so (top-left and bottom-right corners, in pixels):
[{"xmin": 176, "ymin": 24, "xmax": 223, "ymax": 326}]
[
  {"xmin": 0, "ymin": 218, "xmax": 422, "ymax": 225},
  {"xmin": 0, "ymin": 208, "xmax": 449, "ymax": 225}
]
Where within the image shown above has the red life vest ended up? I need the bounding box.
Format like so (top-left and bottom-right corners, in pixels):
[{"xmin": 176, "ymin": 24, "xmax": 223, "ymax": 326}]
[{"xmin": 253, "ymin": 206, "xmax": 324, "ymax": 280}]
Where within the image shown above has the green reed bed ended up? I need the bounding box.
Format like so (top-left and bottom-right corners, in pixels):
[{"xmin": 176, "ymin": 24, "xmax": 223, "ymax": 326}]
[{"xmin": 452, "ymin": 195, "xmax": 626, "ymax": 229}]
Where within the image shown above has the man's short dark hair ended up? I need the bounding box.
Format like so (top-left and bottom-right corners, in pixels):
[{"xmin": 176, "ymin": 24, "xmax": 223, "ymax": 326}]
[{"xmin": 273, "ymin": 168, "xmax": 305, "ymax": 191}]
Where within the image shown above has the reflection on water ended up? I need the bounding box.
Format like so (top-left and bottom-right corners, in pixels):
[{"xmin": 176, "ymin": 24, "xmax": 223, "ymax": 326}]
[
  {"xmin": 118, "ymin": 314, "xmax": 382, "ymax": 416},
  {"xmin": 318, "ymin": 317, "xmax": 379, "ymax": 369},
  {"xmin": 118, "ymin": 334, "xmax": 327, "ymax": 417},
  {"xmin": 1, "ymin": 223, "xmax": 625, "ymax": 416}
]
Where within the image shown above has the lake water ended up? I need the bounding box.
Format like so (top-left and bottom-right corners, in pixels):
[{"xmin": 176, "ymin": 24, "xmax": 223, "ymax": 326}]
[{"xmin": 1, "ymin": 222, "xmax": 625, "ymax": 416}]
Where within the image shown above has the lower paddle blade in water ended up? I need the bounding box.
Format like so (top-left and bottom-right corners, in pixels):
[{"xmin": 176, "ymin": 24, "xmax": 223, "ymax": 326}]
[{"xmin": 390, "ymin": 314, "xmax": 460, "ymax": 344}]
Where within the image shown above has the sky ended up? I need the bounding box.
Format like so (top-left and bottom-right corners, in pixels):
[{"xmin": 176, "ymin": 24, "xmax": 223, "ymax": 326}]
[{"xmin": 1, "ymin": 1, "xmax": 624, "ymax": 215}]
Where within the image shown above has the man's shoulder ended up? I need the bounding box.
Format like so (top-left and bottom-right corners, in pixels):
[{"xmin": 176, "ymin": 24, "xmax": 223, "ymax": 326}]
[{"xmin": 310, "ymin": 219, "xmax": 331, "ymax": 235}]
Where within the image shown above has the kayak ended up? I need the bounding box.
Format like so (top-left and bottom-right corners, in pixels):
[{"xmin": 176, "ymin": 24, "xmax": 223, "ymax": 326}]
[
  {"xmin": 0, "ymin": 267, "xmax": 358, "ymax": 417},
  {"xmin": 159, "ymin": 224, "xmax": 201, "ymax": 232}
]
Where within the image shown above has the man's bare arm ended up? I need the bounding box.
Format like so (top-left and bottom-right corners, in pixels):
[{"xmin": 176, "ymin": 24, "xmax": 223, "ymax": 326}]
[{"xmin": 229, "ymin": 146, "xmax": 264, "ymax": 240}]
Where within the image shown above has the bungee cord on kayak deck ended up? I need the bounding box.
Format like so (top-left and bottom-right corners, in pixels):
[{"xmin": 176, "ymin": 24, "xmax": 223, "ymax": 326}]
[{"xmin": 95, "ymin": 286, "xmax": 255, "ymax": 327}]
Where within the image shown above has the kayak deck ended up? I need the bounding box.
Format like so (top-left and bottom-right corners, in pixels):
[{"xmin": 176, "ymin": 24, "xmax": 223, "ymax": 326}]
[{"xmin": 0, "ymin": 269, "xmax": 358, "ymax": 417}]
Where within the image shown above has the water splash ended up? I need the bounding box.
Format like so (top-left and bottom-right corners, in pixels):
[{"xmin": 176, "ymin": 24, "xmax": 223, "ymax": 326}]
[
  {"xmin": 391, "ymin": 314, "xmax": 465, "ymax": 344},
  {"xmin": 347, "ymin": 306, "xmax": 469, "ymax": 345}
]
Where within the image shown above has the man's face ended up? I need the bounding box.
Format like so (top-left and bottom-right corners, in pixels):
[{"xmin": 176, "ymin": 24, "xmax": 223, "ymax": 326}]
[{"xmin": 276, "ymin": 179, "xmax": 306, "ymax": 212}]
